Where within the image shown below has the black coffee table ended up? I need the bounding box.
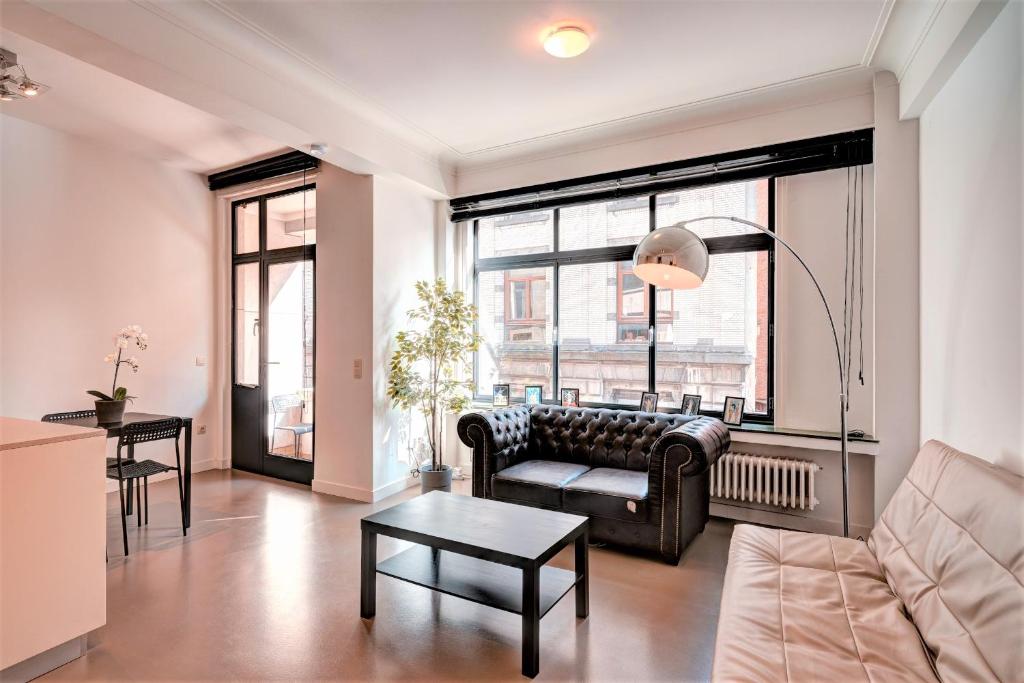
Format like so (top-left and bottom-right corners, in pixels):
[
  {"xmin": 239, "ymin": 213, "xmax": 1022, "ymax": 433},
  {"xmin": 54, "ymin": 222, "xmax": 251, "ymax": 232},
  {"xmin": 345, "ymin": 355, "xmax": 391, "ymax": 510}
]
[{"xmin": 360, "ymin": 491, "xmax": 589, "ymax": 678}]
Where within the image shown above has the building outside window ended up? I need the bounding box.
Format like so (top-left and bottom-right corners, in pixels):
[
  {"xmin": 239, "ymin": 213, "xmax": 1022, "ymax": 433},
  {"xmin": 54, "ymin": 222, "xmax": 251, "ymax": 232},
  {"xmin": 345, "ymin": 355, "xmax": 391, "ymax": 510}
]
[{"xmin": 473, "ymin": 178, "xmax": 771, "ymax": 419}]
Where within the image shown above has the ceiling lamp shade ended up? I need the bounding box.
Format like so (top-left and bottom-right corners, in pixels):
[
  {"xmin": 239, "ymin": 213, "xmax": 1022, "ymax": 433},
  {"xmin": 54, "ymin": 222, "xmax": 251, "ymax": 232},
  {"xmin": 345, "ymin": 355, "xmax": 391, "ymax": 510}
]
[
  {"xmin": 543, "ymin": 26, "xmax": 590, "ymax": 58},
  {"xmin": 632, "ymin": 225, "xmax": 709, "ymax": 289}
]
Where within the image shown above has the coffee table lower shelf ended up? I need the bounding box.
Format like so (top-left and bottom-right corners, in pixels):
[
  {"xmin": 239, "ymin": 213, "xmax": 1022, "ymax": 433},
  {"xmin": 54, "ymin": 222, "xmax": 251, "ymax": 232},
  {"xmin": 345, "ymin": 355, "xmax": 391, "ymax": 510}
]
[{"xmin": 376, "ymin": 545, "xmax": 578, "ymax": 617}]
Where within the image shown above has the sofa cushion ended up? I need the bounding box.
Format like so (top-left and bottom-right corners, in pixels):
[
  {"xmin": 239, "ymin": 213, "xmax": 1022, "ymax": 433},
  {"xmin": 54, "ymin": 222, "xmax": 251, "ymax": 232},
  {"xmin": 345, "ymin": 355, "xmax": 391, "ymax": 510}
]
[
  {"xmin": 868, "ymin": 440, "xmax": 1024, "ymax": 682},
  {"xmin": 712, "ymin": 524, "xmax": 938, "ymax": 683},
  {"xmin": 491, "ymin": 460, "xmax": 590, "ymax": 509},
  {"xmin": 562, "ymin": 468, "xmax": 649, "ymax": 523}
]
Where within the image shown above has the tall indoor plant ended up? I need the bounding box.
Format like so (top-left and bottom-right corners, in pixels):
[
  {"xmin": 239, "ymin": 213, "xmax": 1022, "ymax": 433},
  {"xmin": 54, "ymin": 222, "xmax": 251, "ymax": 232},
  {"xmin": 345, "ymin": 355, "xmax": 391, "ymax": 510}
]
[
  {"xmin": 88, "ymin": 325, "xmax": 148, "ymax": 423},
  {"xmin": 387, "ymin": 279, "xmax": 480, "ymax": 493}
]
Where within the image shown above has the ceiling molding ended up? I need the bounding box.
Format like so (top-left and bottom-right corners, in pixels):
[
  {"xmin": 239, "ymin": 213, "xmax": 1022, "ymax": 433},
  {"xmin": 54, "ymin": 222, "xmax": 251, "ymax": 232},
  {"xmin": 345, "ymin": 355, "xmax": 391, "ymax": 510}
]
[
  {"xmin": 861, "ymin": 0, "xmax": 898, "ymax": 66},
  {"xmin": 871, "ymin": 0, "xmax": 1009, "ymax": 119}
]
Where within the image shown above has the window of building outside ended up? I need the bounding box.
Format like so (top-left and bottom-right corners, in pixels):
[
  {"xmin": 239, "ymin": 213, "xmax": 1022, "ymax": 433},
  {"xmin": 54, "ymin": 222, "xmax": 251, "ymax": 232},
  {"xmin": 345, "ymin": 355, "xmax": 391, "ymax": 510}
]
[{"xmin": 473, "ymin": 179, "xmax": 771, "ymax": 419}]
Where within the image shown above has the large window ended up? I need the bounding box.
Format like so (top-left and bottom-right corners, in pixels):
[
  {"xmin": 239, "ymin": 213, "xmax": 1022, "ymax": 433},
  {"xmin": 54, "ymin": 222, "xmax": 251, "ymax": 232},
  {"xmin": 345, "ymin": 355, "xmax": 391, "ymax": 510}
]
[{"xmin": 473, "ymin": 178, "xmax": 773, "ymax": 421}]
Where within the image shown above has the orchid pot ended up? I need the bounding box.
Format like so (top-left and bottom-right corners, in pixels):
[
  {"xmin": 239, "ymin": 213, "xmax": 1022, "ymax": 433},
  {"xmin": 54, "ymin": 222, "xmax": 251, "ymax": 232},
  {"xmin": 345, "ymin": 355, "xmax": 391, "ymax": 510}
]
[{"xmin": 95, "ymin": 399, "xmax": 127, "ymax": 424}]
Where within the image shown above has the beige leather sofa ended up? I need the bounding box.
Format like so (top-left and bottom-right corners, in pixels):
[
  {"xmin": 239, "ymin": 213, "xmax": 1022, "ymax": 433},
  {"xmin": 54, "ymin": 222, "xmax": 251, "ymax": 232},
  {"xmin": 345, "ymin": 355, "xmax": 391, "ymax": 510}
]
[{"xmin": 712, "ymin": 440, "xmax": 1023, "ymax": 682}]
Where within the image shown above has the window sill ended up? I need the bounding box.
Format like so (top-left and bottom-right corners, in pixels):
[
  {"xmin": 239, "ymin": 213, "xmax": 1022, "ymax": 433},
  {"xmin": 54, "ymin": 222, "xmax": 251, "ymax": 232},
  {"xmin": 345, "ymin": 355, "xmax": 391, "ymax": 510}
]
[
  {"xmin": 728, "ymin": 423, "xmax": 878, "ymax": 455},
  {"xmin": 462, "ymin": 404, "xmax": 879, "ymax": 455}
]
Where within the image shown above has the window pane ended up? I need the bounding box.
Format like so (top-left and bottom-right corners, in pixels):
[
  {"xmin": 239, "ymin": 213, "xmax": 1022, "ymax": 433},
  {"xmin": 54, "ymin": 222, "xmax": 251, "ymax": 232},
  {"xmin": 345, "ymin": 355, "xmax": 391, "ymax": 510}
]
[
  {"xmin": 654, "ymin": 250, "xmax": 769, "ymax": 414},
  {"xmin": 559, "ymin": 261, "xmax": 648, "ymax": 406},
  {"xmin": 266, "ymin": 188, "xmax": 316, "ymax": 250},
  {"xmin": 234, "ymin": 201, "xmax": 259, "ymax": 254},
  {"xmin": 477, "ymin": 211, "xmax": 553, "ymax": 259},
  {"xmin": 234, "ymin": 263, "xmax": 259, "ymax": 385},
  {"xmin": 559, "ymin": 199, "xmax": 648, "ymax": 251},
  {"xmin": 656, "ymin": 179, "xmax": 769, "ymax": 238},
  {"xmin": 266, "ymin": 260, "xmax": 315, "ymax": 461},
  {"xmin": 476, "ymin": 267, "xmax": 553, "ymax": 399}
]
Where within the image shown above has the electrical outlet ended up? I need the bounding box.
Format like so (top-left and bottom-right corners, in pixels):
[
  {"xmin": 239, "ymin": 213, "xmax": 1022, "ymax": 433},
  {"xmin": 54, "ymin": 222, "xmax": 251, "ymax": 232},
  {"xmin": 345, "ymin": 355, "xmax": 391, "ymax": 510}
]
[
  {"xmin": 197, "ymin": 425, "xmax": 207, "ymax": 435},
  {"xmin": 353, "ymin": 358, "xmax": 363, "ymax": 379}
]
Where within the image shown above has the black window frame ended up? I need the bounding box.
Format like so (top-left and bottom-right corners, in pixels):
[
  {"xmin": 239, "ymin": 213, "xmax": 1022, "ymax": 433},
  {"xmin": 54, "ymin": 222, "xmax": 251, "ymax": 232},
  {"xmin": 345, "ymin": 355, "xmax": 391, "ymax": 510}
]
[{"xmin": 471, "ymin": 179, "xmax": 777, "ymax": 424}]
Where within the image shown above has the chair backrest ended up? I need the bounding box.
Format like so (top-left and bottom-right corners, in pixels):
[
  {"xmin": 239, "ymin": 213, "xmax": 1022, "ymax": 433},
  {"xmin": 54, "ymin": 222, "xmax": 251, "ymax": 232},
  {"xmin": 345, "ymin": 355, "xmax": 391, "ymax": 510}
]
[
  {"xmin": 42, "ymin": 410, "xmax": 96, "ymax": 422},
  {"xmin": 526, "ymin": 405, "xmax": 698, "ymax": 470},
  {"xmin": 271, "ymin": 394, "xmax": 302, "ymax": 413},
  {"xmin": 868, "ymin": 440, "xmax": 1024, "ymax": 682},
  {"xmin": 119, "ymin": 418, "xmax": 183, "ymax": 447}
]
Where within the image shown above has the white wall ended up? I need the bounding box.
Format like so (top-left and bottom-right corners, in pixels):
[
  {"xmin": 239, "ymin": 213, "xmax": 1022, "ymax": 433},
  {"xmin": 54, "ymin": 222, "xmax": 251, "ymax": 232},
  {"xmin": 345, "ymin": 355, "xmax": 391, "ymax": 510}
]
[
  {"xmin": 777, "ymin": 167, "xmax": 876, "ymax": 436},
  {"xmin": 919, "ymin": 2, "xmax": 1023, "ymax": 475},
  {"xmin": 0, "ymin": 115, "xmax": 220, "ymax": 471},
  {"xmin": 372, "ymin": 177, "xmax": 437, "ymax": 494},
  {"xmin": 311, "ymin": 163, "xmax": 375, "ymax": 500},
  {"xmin": 312, "ymin": 167, "xmax": 438, "ymax": 502}
]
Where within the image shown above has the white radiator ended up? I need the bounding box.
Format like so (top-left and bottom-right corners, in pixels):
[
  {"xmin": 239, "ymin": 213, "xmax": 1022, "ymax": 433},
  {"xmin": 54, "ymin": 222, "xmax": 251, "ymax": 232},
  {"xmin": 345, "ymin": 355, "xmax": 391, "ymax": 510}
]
[{"xmin": 710, "ymin": 452, "xmax": 821, "ymax": 511}]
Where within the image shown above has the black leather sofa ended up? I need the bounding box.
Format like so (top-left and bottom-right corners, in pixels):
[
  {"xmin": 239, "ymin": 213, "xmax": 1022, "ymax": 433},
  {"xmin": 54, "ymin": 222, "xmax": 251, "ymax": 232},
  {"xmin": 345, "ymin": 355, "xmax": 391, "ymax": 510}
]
[{"xmin": 457, "ymin": 404, "xmax": 730, "ymax": 564}]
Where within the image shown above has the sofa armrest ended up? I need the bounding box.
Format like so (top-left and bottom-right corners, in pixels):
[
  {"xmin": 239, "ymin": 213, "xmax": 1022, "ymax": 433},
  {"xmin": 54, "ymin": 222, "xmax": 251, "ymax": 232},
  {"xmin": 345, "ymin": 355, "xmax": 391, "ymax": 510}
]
[
  {"xmin": 457, "ymin": 406, "xmax": 532, "ymax": 498},
  {"xmin": 648, "ymin": 416, "xmax": 731, "ymax": 562}
]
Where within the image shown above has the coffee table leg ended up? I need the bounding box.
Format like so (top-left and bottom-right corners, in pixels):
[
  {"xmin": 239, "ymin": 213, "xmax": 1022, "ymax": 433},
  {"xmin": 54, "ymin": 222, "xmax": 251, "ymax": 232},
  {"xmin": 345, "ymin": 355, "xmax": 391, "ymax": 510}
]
[
  {"xmin": 360, "ymin": 527, "xmax": 377, "ymax": 619},
  {"xmin": 522, "ymin": 565, "xmax": 540, "ymax": 678},
  {"xmin": 575, "ymin": 530, "xmax": 589, "ymax": 619}
]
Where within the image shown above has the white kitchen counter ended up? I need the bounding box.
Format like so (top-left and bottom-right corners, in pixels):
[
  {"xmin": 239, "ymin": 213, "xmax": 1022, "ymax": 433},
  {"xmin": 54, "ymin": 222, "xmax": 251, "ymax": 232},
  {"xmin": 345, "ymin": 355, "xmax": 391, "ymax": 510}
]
[{"xmin": 0, "ymin": 417, "xmax": 107, "ymax": 681}]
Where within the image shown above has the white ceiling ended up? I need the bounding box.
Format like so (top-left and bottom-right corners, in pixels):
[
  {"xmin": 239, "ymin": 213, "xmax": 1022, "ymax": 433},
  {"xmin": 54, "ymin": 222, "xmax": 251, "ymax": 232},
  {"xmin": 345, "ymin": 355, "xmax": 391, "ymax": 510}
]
[
  {"xmin": 216, "ymin": 0, "xmax": 889, "ymax": 156},
  {"xmin": 0, "ymin": 29, "xmax": 283, "ymax": 173},
  {"xmin": 1, "ymin": 0, "xmax": 946, "ymax": 194}
]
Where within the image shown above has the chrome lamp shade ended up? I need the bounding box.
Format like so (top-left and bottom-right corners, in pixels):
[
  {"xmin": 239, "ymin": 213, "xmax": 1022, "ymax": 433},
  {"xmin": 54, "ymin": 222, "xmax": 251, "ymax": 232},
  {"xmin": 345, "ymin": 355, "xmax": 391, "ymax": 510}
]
[{"xmin": 632, "ymin": 225, "xmax": 709, "ymax": 289}]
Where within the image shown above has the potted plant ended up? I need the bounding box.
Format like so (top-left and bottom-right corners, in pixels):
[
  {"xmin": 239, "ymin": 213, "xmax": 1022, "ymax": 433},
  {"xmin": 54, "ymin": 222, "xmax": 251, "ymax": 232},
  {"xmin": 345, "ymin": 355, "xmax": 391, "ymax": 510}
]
[
  {"xmin": 387, "ymin": 279, "xmax": 481, "ymax": 494},
  {"xmin": 89, "ymin": 325, "xmax": 148, "ymax": 424}
]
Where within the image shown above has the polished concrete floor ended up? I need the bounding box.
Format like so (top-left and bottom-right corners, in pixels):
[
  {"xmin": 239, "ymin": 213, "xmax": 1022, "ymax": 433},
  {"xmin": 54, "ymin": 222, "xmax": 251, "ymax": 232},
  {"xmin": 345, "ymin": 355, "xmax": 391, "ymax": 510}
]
[{"xmin": 44, "ymin": 469, "xmax": 734, "ymax": 682}]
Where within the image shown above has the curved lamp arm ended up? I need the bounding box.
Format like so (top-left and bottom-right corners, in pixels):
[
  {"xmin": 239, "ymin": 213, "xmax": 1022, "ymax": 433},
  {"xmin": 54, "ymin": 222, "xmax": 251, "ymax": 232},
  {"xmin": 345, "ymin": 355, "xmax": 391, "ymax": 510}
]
[
  {"xmin": 674, "ymin": 215, "xmax": 851, "ymax": 537},
  {"xmin": 675, "ymin": 215, "xmax": 846, "ymax": 401}
]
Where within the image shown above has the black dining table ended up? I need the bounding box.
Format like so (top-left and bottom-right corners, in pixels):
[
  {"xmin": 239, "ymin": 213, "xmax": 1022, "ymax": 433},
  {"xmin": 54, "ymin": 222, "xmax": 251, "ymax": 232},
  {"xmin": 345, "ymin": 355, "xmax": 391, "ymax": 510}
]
[{"xmin": 60, "ymin": 412, "xmax": 193, "ymax": 528}]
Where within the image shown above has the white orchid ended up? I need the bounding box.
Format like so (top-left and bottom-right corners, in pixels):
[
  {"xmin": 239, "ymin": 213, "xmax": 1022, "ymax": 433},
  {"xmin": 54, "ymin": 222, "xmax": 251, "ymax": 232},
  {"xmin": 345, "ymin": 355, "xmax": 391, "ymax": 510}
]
[{"xmin": 91, "ymin": 326, "xmax": 150, "ymax": 403}]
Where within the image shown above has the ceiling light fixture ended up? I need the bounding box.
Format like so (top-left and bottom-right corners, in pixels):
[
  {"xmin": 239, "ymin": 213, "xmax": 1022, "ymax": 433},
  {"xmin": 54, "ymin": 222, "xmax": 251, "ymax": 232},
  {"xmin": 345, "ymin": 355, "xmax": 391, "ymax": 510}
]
[
  {"xmin": 0, "ymin": 47, "xmax": 49, "ymax": 102},
  {"xmin": 543, "ymin": 26, "xmax": 590, "ymax": 59}
]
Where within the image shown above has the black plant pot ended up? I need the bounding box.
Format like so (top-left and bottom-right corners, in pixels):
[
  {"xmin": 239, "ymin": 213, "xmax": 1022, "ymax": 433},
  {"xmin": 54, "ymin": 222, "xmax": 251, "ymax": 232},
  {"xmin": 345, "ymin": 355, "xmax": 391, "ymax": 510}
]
[
  {"xmin": 419, "ymin": 464, "xmax": 452, "ymax": 494},
  {"xmin": 95, "ymin": 399, "xmax": 127, "ymax": 424}
]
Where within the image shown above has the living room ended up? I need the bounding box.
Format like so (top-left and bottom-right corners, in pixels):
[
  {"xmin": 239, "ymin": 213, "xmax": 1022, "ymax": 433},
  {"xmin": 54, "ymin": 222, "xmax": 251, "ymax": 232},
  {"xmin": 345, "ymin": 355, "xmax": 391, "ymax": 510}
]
[{"xmin": 0, "ymin": 1, "xmax": 1020, "ymax": 681}]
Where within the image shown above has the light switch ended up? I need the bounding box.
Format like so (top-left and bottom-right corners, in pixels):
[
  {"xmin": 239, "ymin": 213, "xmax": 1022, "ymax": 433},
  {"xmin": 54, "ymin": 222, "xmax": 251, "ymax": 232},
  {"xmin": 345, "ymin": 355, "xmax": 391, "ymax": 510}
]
[
  {"xmin": 353, "ymin": 358, "xmax": 363, "ymax": 379},
  {"xmin": 195, "ymin": 356, "xmax": 207, "ymax": 367}
]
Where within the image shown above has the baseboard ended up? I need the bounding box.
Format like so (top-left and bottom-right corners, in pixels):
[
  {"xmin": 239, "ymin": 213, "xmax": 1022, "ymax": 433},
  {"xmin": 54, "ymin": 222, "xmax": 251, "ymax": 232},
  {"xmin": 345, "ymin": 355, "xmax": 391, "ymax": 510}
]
[
  {"xmin": 711, "ymin": 501, "xmax": 873, "ymax": 539},
  {"xmin": 371, "ymin": 475, "xmax": 417, "ymax": 502},
  {"xmin": 311, "ymin": 475, "xmax": 417, "ymax": 503},
  {"xmin": 104, "ymin": 457, "xmax": 219, "ymax": 494},
  {"xmin": 311, "ymin": 478, "xmax": 373, "ymax": 502}
]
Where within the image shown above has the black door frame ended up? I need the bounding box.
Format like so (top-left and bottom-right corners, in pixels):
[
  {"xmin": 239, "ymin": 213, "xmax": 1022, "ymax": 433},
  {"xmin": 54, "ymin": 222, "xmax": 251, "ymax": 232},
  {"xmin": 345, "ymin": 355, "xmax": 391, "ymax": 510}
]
[{"xmin": 231, "ymin": 183, "xmax": 316, "ymax": 485}]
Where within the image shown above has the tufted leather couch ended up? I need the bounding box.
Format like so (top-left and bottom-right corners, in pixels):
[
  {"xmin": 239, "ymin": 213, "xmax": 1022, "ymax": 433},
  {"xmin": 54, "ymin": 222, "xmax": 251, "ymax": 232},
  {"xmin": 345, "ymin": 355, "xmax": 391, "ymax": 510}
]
[{"xmin": 456, "ymin": 404, "xmax": 730, "ymax": 564}]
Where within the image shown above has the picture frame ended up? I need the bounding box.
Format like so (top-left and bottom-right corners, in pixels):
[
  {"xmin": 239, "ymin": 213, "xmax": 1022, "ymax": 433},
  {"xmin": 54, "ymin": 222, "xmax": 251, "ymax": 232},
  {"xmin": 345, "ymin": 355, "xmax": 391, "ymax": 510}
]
[
  {"xmin": 524, "ymin": 385, "xmax": 543, "ymax": 405},
  {"xmin": 681, "ymin": 393, "xmax": 702, "ymax": 416},
  {"xmin": 722, "ymin": 396, "xmax": 745, "ymax": 426},
  {"xmin": 639, "ymin": 391, "xmax": 659, "ymax": 413},
  {"xmin": 492, "ymin": 384, "xmax": 510, "ymax": 407},
  {"xmin": 560, "ymin": 387, "xmax": 580, "ymax": 407}
]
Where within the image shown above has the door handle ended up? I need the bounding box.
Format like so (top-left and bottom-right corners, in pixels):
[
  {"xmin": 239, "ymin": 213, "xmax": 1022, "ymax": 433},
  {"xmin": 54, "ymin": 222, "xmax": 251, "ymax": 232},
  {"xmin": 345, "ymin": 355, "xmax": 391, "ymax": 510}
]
[{"xmin": 262, "ymin": 361, "xmax": 280, "ymax": 365}]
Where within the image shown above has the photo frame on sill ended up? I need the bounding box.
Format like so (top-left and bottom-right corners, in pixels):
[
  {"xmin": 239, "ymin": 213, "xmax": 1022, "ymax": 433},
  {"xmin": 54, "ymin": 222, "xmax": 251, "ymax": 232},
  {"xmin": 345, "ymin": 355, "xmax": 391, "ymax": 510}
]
[
  {"xmin": 492, "ymin": 384, "xmax": 510, "ymax": 407},
  {"xmin": 639, "ymin": 392, "xmax": 659, "ymax": 413},
  {"xmin": 560, "ymin": 388, "xmax": 580, "ymax": 407},
  {"xmin": 681, "ymin": 394, "xmax": 702, "ymax": 416},
  {"xmin": 525, "ymin": 385, "xmax": 543, "ymax": 405},
  {"xmin": 722, "ymin": 396, "xmax": 745, "ymax": 426}
]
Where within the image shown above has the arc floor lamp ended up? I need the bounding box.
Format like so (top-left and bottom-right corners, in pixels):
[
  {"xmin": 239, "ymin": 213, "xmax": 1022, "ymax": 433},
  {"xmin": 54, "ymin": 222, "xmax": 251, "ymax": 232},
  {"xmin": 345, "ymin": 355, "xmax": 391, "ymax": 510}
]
[{"xmin": 633, "ymin": 216, "xmax": 851, "ymax": 537}]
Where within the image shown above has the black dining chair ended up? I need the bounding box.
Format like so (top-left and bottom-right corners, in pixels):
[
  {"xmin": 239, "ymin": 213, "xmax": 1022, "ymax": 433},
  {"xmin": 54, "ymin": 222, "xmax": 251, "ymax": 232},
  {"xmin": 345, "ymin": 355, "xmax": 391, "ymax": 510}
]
[
  {"xmin": 107, "ymin": 418, "xmax": 187, "ymax": 556},
  {"xmin": 43, "ymin": 409, "xmax": 141, "ymax": 515}
]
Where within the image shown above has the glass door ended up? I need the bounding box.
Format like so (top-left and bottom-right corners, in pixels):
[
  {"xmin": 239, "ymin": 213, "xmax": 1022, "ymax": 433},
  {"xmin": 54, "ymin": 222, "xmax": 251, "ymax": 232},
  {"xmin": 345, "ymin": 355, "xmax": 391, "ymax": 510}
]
[{"xmin": 231, "ymin": 184, "xmax": 315, "ymax": 485}]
